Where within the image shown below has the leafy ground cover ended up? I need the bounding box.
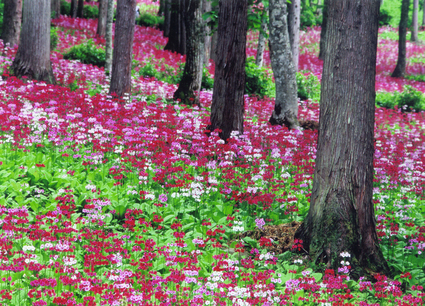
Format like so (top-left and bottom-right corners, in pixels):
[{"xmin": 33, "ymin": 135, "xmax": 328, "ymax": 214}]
[{"xmin": 0, "ymin": 4, "xmax": 424, "ymax": 306}]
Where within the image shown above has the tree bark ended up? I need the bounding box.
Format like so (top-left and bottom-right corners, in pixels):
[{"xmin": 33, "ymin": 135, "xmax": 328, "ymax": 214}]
[
  {"xmin": 287, "ymin": 0, "xmax": 301, "ymax": 70},
  {"xmin": 255, "ymin": 10, "xmax": 267, "ymax": 67},
  {"xmin": 202, "ymin": 0, "xmax": 212, "ymax": 64},
  {"xmin": 51, "ymin": 0, "xmax": 61, "ymax": 19},
  {"xmin": 10, "ymin": 0, "xmax": 55, "ymax": 84},
  {"xmin": 109, "ymin": 0, "xmax": 136, "ymax": 98},
  {"xmin": 422, "ymin": 0, "xmax": 425, "ymax": 26},
  {"xmin": 392, "ymin": 0, "xmax": 409, "ymax": 77},
  {"xmin": 2, "ymin": 0, "xmax": 22, "ymax": 47},
  {"xmin": 97, "ymin": 0, "xmax": 108, "ymax": 37},
  {"xmin": 210, "ymin": 30, "xmax": 218, "ymax": 62},
  {"xmin": 77, "ymin": 0, "xmax": 84, "ymax": 18},
  {"xmin": 105, "ymin": 0, "xmax": 114, "ymax": 74},
  {"xmin": 164, "ymin": 0, "xmax": 186, "ymax": 54},
  {"xmin": 318, "ymin": 0, "xmax": 328, "ymax": 60},
  {"xmin": 411, "ymin": 0, "xmax": 419, "ymax": 42},
  {"xmin": 295, "ymin": 0, "xmax": 390, "ymax": 277},
  {"xmin": 209, "ymin": 0, "xmax": 247, "ymax": 141},
  {"xmin": 268, "ymin": 0, "xmax": 299, "ymax": 129},
  {"xmin": 163, "ymin": 0, "xmax": 171, "ymax": 37},
  {"xmin": 70, "ymin": 0, "xmax": 78, "ymax": 18}
]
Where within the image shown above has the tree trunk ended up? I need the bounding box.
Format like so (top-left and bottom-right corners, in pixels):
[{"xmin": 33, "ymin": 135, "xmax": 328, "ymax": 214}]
[
  {"xmin": 209, "ymin": 0, "xmax": 247, "ymax": 141},
  {"xmin": 164, "ymin": 0, "xmax": 186, "ymax": 54},
  {"xmin": 392, "ymin": 0, "xmax": 409, "ymax": 77},
  {"xmin": 422, "ymin": 0, "xmax": 425, "ymax": 26},
  {"xmin": 318, "ymin": 0, "xmax": 328, "ymax": 60},
  {"xmin": 77, "ymin": 0, "xmax": 84, "ymax": 18},
  {"xmin": 255, "ymin": 10, "xmax": 267, "ymax": 67},
  {"xmin": 2, "ymin": 0, "xmax": 22, "ymax": 47},
  {"xmin": 70, "ymin": 0, "xmax": 77, "ymax": 17},
  {"xmin": 268, "ymin": 0, "xmax": 299, "ymax": 129},
  {"xmin": 10, "ymin": 0, "xmax": 55, "ymax": 84},
  {"xmin": 158, "ymin": 0, "xmax": 165, "ymax": 16},
  {"xmin": 295, "ymin": 0, "xmax": 390, "ymax": 277},
  {"xmin": 411, "ymin": 0, "xmax": 419, "ymax": 41},
  {"xmin": 51, "ymin": 0, "xmax": 61, "ymax": 19},
  {"xmin": 202, "ymin": 0, "xmax": 212, "ymax": 64},
  {"xmin": 173, "ymin": 0, "xmax": 204, "ymax": 106},
  {"xmin": 287, "ymin": 0, "xmax": 301, "ymax": 70},
  {"xmin": 105, "ymin": 0, "xmax": 114, "ymax": 74},
  {"xmin": 97, "ymin": 0, "xmax": 108, "ymax": 37},
  {"xmin": 163, "ymin": 0, "xmax": 171, "ymax": 37},
  {"xmin": 210, "ymin": 30, "xmax": 218, "ymax": 62},
  {"xmin": 109, "ymin": 0, "xmax": 136, "ymax": 98}
]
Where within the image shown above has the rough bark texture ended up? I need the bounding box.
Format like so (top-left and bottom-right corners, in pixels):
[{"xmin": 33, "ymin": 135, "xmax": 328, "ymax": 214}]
[
  {"xmin": 97, "ymin": 0, "xmax": 108, "ymax": 37},
  {"xmin": 105, "ymin": 0, "xmax": 114, "ymax": 74},
  {"xmin": 77, "ymin": 0, "xmax": 84, "ymax": 18},
  {"xmin": 268, "ymin": 0, "xmax": 299, "ymax": 129},
  {"xmin": 295, "ymin": 0, "xmax": 390, "ymax": 278},
  {"xmin": 392, "ymin": 0, "xmax": 409, "ymax": 77},
  {"xmin": 164, "ymin": 0, "xmax": 186, "ymax": 54},
  {"xmin": 2, "ymin": 0, "xmax": 22, "ymax": 47},
  {"xmin": 10, "ymin": 0, "xmax": 55, "ymax": 84},
  {"xmin": 202, "ymin": 0, "xmax": 212, "ymax": 64},
  {"xmin": 210, "ymin": 30, "xmax": 218, "ymax": 62},
  {"xmin": 318, "ymin": 0, "xmax": 328, "ymax": 60},
  {"xmin": 51, "ymin": 0, "xmax": 61, "ymax": 19},
  {"xmin": 109, "ymin": 0, "xmax": 136, "ymax": 98},
  {"xmin": 70, "ymin": 0, "xmax": 78, "ymax": 18},
  {"xmin": 255, "ymin": 10, "xmax": 267, "ymax": 67},
  {"xmin": 173, "ymin": 0, "xmax": 204, "ymax": 106},
  {"xmin": 209, "ymin": 0, "xmax": 247, "ymax": 141},
  {"xmin": 287, "ymin": 0, "xmax": 300, "ymax": 70},
  {"xmin": 411, "ymin": 0, "xmax": 419, "ymax": 42},
  {"xmin": 163, "ymin": 0, "xmax": 171, "ymax": 37}
]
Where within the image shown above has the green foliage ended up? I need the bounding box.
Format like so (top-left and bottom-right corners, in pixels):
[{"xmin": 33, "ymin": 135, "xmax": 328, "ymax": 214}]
[
  {"xmin": 50, "ymin": 27, "xmax": 59, "ymax": 51},
  {"xmin": 376, "ymin": 85, "xmax": 425, "ymax": 112},
  {"xmin": 63, "ymin": 39, "xmax": 106, "ymax": 67},
  {"xmin": 379, "ymin": 7, "xmax": 393, "ymax": 26},
  {"xmin": 245, "ymin": 57, "xmax": 275, "ymax": 98},
  {"xmin": 201, "ymin": 67, "xmax": 214, "ymax": 90},
  {"xmin": 59, "ymin": 0, "xmax": 99, "ymax": 19},
  {"xmin": 136, "ymin": 12, "xmax": 164, "ymax": 28},
  {"xmin": 0, "ymin": 1, "xmax": 4, "ymax": 36},
  {"xmin": 300, "ymin": 3, "xmax": 321, "ymax": 28},
  {"xmin": 296, "ymin": 72, "xmax": 321, "ymax": 102},
  {"xmin": 60, "ymin": 0, "xmax": 71, "ymax": 16}
]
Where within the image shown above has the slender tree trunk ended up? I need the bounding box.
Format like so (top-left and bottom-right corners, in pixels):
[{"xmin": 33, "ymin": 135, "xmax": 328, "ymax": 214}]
[
  {"xmin": 392, "ymin": 0, "xmax": 409, "ymax": 77},
  {"xmin": 210, "ymin": 30, "xmax": 218, "ymax": 62},
  {"xmin": 318, "ymin": 0, "xmax": 328, "ymax": 60},
  {"xmin": 77, "ymin": 0, "xmax": 84, "ymax": 18},
  {"xmin": 109, "ymin": 0, "xmax": 136, "ymax": 98},
  {"xmin": 164, "ymin": 0, "xmax": 171, "ymax": 37},
  {"xmin": 105, "ymin": 0, "xmax": 114, "ymax": 74},
  {"xmin": 97, "ymin": 0, "xmax": 108, "ymax": 37},
  {"xmin": 295, "ymin": 0, "xmax": 390, "ymax": 277},
  {"xmin": 268, "ymin": 0, "xmax": 298, "ymax": 129},
  {"xmin": 70, "ymin": 0, "xmax": 78, "ymax": 17},
  {"xmin": 164, "ymin": 0, "xmax": 186, "ymax": 54},
  {"xmin": 2, "ymin": 0, "xmax": 22, "ymax": 47},
  {"xmin": 287, "ymin": 0, "xmax": 301, "ymax": 70},
  {"xmin": 11, "ymin": 0, "xmax": 55, "ymax": 84},
  {"xmin": 411, "ymin": 0, "xmax": 419, "ymax": 41},
  {"xmin": 51, "ymin": 0, "xmax": 61, "ymax": 19},
  {"xmin": 255, "ymin": 10, "xmax": 267, "ymax": 67},
  {"xmin": 179, "ymin": 0, "xmax": 187, "ymax": 55},
  {"xmin": 422, "ymin": 0, "xmax": 425, "ymax": 26},
  {"xmin": 173, "ymin": 0, "xmax": 204, "ymax": 106},
  {"xmin": 202, "ymin": 0, "xmax": 211, "ymax": 64},
  {"xmin": 209, "ymin": 0, "xmax": 247, "ymax": 141}
]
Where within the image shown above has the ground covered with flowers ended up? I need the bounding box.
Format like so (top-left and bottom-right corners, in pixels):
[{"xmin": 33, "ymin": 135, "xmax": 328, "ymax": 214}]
[{"xmin": 0, "ymin": 2, "xmax": 424, "ymax": 305}]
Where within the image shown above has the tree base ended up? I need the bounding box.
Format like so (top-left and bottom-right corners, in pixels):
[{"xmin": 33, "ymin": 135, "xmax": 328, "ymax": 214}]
[{"xmin": 11, "ymin": 59, "xmax": 55, "ymax": 84}]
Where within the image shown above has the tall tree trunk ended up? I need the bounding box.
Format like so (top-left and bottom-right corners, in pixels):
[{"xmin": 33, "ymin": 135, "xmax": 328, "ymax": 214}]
[
  {"xmin": 2, "ymin": 0, "xmax": 22, "ymax": 47},
  {"xmin": 268, "ymin": 0, "xmax": 299, "ymax": 129},
  {"xmin": 163, "ymin": 0, "xmax": 171, "ymax": 37},
  {"xmin": 105, "ymin": 0, "xmax": 114, "ymax": 74},
  {"xmin": 164, "ymin": 0, "xmax": 186, "ymax": 54},
  {"xmin": 51, "ymin": 0, "xmax": 61, "ymax": 19},
  {"xmin": 295, "ymin": 0, "xmax": 390, "ymax": 277},
  {"xmin": 202, "ymin": 0, "xmax": 211, "ymax": 64},
  {"xmin": 77, "ymin": 0, "xmax": 84, "ymax": 18},
  {"xmin": 392, "ymin": 0, "xmax": 409, "ymax": 77},
  {"xmin": 179, "ymin": 0, "xmax": 187, "ymax": 55},
  {"xmin": 158, "ymin": 0, "xmax": 165, "ymax": 16},
  {"xmin": 97, "ymin": 0, "xmax": 108, "ymax": 37},
  {"xmin": 173, "ymin": 0, "xmax": 204, "ymax": 106},
  {"xmin": 255, "ymin": 10, "xmax": 267, "ymax": 67},
  {"xmin": 209, "ymin": 0, "xmax": 247, "ymax": 141},
  {"xmin": 210, "ymin": 30, "xmax": 218, "ymax": 62},
  {"xmin": 109, "ymin": 0, "xmax": 136, "ymax": 98},
  {"xmin": 318, "ymin": 0, "xmax": 328, "ymax": 60},
  {"xmin": 70, "ymin": 0, "xmax": 78, "ymax": 18},
  {"xmin": 287, "ymin": 0, "xmax": 301, "ymax": 70},
  {"xmin": 11, "ymin": 0, "xmax": 55, "ymax": 84},
  {"xmin": 422, "ymin": 0, "xmax": 425, "ymax": 26},
  {"xmin": 411, "ymin": 0, "xmax": 419, "ymax": 41}
]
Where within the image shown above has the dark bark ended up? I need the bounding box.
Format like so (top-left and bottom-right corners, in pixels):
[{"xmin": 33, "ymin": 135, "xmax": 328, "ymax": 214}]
[
  {"xmin": 210, "ymin": 30, "xmax": 218, "ymax": 62},
  {"xmin": 164, "ymin": 0, "xmax": 171, "ymax": 37},
  {"xmin": 109, "ymin": 0, "xmax": 136, "ymax": 98},
  {"xmin": 268, "ymin": 0, "xmax": 299, "ymax": 129},
  {"xmin": 2, "ymin": 0, "xmax": 22, "ymax": 47},
  {"xmin": 209, "ymin": 0, "xmax": 247, "ymax": 141},
  {"xmin": 202, "ymin": 0, "xmax": 212, "ymax": 64},
  {"xmin": 411, "ymin": 0, "xmax": 419, "ymax": 42},
  {"xmin": 173, "ymin": 0, "xmax": 204, "ymax": 106},
  {"xmin": 392, "ymin": 0, "xmax": 409, "ymax": 77},
  {"xmin": 11, "ymin": 0, "xmax": 55, "ymax": 84},
  {"xmin": 318, "ymin": 0, "xmax": 328, "ymax": 60},
  {"xmin": 70, "ymin": 0, "xmax": 78, "ymax": 18},
  {"xmin": 287, "ymin": 0, "xmax": 300, "ymax": 70},
  {"xmin": 164, "ymin": 0, "xmax": 186, "ymax": 54},
  {"xmin": 97, "ymin": 0, "xmax": 108, "ymax": 37},
  {"xmin": 255, "ymin": 10, "xmax": 267, "ymax": 67},
  {"xmin": 295, "ymin": 0, "xmax": 390, "ymax": 278},
  {"xmin": 105, "ymin": 0, "xmax": 114, "ymax": 74},
  {"xmin": 77, "ymin": 0, "xmax": 84, "ymax": 18},
  {"xmin": 51, "ymin": 0, "xmax": 61, "ymax": 19},
  {"xmin": 158, "ymin": 0, "xmax": 165, "ymax": 16}
]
